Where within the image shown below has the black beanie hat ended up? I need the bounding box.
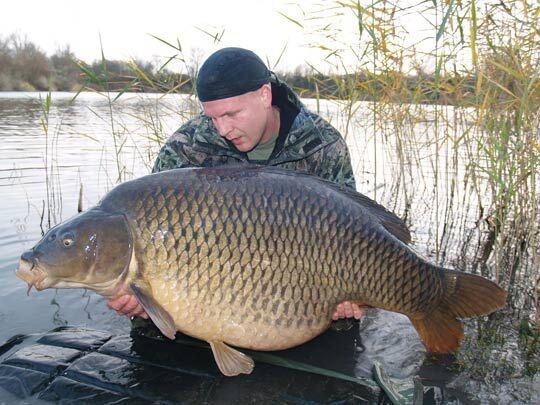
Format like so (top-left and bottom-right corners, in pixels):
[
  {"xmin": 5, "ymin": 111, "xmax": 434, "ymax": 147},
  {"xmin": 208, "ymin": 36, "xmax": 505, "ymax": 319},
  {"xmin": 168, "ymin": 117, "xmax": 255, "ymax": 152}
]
[{"xmin": 196, "ymin": 47, "xmax": 271, "ymax": 102}]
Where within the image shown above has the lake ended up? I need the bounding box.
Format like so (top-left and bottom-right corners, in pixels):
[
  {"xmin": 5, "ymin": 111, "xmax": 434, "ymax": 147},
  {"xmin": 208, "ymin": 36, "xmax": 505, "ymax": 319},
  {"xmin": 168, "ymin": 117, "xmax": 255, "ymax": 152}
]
[
  {"xmin": 0, "ymin": 92, "xmax": 194, "ymax": 343},
  {"xmin": 1, "ymin": 90, "xmax": 534, "ymax": 402}
]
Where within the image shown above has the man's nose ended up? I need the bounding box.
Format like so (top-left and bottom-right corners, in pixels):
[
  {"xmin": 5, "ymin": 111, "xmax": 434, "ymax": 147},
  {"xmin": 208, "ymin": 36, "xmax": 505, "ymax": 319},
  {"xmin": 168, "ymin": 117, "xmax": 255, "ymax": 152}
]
[{"xmin": 214, "ymin": 118, "xmax": 232, "ymax": 137}]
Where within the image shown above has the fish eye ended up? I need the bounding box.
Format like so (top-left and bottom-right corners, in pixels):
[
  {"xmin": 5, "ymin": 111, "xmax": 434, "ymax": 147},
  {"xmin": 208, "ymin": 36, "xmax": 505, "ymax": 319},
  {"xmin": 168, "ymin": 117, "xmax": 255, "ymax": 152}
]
[{"xmin": 61, "ymin": 233, "xmax": 75, "ymax": 248}]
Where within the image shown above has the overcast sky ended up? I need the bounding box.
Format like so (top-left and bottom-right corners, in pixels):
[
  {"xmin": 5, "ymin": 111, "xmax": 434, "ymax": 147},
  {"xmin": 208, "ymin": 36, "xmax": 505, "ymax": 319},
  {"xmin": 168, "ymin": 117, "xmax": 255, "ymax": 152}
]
[{"xmin": 1, "ymin": 0, "xmax": 445, "ymax": 73}]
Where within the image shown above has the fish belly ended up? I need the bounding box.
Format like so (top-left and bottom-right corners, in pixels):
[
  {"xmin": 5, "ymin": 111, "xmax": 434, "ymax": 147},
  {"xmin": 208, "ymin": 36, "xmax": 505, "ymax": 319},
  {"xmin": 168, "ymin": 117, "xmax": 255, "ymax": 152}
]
[{"xmin": 148, "ymin": 276, "xmax": 332, "ymax": 350}]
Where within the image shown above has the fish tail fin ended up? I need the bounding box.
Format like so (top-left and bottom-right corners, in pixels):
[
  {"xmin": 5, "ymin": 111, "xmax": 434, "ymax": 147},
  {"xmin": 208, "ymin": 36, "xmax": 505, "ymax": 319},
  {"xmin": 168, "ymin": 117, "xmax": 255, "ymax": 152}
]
[{"xmin": 410, "ymin": 269, "xmax": 507, "ymax": 353}]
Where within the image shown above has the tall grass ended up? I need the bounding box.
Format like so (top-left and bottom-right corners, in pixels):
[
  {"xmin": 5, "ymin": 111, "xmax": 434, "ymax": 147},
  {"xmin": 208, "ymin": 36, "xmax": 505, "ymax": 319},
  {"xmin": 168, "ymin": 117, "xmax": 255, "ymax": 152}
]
[
  {"xmin": 74, "ymin": 36, "xmax": 204, "ymax": 183},
  {"xmin": 39, "ymin": 91, "xmax": 65, "ymax": 233},
  {"xmin": 277, "ymin": 0, "xmax": 539, "ymax": 380},
  {"xmin": 291, "ymin": 0, "xmax": 539, "ymax": 314}
]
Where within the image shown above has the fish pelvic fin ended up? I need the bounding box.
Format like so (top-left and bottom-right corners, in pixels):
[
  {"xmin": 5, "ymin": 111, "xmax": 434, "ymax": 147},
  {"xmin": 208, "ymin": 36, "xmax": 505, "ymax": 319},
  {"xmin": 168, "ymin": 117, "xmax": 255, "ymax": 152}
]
[
  {"xmin": 130, "ymin": 282, "xmax": 177, "ymax": 340},
  {"xmin": 209, "ymin": 341, "xmax": 254, "ymax": 377},
  {"xmin": 411, "ymin": 269, "xmax": 507, "ymax": 353}
]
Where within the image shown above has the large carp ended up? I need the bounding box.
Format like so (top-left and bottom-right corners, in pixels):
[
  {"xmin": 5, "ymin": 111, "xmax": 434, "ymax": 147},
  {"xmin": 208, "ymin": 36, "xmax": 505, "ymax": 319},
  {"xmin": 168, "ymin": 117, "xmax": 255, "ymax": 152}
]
[{"xmin": 17, "ymin": 165, "xmax": 506, "ymax": 376}]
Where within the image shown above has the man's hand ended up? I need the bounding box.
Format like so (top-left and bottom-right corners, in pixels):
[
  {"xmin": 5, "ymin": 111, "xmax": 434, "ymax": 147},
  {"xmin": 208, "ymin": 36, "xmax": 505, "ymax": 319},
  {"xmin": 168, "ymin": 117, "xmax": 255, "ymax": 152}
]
[
  {"xmin": 107, "ymin": 294, "xmax": 148, "ymax": 319},
  {"xmin": 332, "ymin": 301, "xmax": 367, "ymax": 320}
]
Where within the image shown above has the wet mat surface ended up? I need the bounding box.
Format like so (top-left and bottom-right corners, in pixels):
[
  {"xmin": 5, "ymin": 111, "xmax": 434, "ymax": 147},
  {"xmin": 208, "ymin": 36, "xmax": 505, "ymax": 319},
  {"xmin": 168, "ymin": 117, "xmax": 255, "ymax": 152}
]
[{"xmin": 0, "ymin": 326, "xmax": 383, "ymax": 404}]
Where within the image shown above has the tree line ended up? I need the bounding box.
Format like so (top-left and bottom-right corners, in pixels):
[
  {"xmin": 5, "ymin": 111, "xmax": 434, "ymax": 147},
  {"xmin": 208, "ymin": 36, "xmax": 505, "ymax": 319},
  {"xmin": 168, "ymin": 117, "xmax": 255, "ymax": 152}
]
[{"xmin": 0, "ymin": 34, "xmax": 497, "ymax": 106}]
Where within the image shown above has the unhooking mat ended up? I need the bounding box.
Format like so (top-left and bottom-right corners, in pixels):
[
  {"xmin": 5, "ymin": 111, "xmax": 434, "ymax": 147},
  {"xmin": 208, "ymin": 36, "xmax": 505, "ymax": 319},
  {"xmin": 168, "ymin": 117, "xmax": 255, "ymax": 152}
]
[{"xmin": 0, "ymin": 324, "xmax": 431, "ymax": 404}]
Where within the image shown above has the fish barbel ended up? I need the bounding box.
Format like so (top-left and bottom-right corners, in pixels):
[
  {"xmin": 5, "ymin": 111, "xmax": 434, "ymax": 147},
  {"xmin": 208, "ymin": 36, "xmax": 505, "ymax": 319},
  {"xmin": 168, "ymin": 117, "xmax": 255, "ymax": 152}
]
[{"xmin": 17, "ymin": 165, "xmax": 507, "ymax": 376}]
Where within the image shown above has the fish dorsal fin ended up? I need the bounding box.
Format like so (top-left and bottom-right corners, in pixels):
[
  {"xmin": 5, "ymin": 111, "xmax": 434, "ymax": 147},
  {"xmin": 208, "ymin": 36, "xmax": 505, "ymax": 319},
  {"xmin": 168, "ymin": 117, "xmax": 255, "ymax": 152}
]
[
  {"xmin": 335, "ymin": 188, "xmax": 411, "ymax": 244},
  {"xmin": 209, "ymin": 341, "xmax": 254, "ymax": 376},
  {"xmin": 130, "ymin": 282, "xmax": 177, "ymax": 340}
]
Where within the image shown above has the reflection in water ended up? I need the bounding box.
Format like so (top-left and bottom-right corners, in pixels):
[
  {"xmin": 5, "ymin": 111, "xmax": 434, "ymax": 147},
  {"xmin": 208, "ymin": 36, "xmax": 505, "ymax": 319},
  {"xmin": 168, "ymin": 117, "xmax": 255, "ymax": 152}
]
[
  {"xmin": 51, "ymin": 292, "xmax": 68, "ymax": 328},
  {"xmin": 82, "ymin": 289, "xmax": 93, "ymax": 321}
]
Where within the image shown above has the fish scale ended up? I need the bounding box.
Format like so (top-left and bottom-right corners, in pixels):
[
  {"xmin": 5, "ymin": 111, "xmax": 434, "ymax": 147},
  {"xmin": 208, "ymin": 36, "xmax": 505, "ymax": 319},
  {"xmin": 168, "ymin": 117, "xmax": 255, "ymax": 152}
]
[{"xmin": 18, "ymin": 165, "xmax": 507, "ymax": 376}]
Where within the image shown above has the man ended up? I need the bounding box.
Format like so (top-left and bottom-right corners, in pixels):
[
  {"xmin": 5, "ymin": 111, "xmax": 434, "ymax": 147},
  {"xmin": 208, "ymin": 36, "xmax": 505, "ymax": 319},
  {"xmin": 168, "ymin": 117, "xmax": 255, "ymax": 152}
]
[{"xmin": 108, "ymin": 47, "xmax": 365, "ymax": 324}]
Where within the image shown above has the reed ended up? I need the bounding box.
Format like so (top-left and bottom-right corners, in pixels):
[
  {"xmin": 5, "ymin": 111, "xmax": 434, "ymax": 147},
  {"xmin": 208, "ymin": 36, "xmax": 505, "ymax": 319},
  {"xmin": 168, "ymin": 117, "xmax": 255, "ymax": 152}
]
[
  {"xmin": 297, "ymin": 0, "xmax": 539, "ymax": 314},
  {"xmin": 38, "ymin": 91, "xmax": 66, "ymax": 234},
  {"xmin": 278, "ymin": 0, "xmax": 539, "ymax": 381}
]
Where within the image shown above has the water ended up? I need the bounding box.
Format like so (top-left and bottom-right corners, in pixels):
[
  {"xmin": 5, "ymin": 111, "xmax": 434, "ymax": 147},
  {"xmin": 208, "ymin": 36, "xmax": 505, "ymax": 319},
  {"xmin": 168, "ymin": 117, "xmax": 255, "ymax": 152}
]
[
  {"xmin": 0, "ymin": 91, "xmax": 448, "ymax": 344},
  {"xmin": 0, "ymin": 91, "xmax": 190, "ymax": 344},
  {"xmin": 0, "ymin": 90, "xmax": 437, "ymax": 366},
  {"xmin": 0, "ymin": 91, "xmax": 535, "ymax": 402}
]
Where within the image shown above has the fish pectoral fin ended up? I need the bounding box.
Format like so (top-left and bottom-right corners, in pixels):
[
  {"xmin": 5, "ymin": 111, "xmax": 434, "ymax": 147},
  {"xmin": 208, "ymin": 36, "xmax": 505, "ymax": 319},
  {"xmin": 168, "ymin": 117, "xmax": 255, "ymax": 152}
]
[
  {"xmin": 130, "ymin": 282, "xmax": 176, "ymax": 340},
  {"xmin": 209, "ymin": 341, "xmax": 254, "ymax": 376}
]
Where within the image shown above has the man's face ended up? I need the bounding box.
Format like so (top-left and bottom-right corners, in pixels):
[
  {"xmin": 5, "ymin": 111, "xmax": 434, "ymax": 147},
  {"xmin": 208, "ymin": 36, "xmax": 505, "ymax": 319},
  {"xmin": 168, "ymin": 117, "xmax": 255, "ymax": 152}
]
[{"xmin": 202, "ymin": 84, "xmax": 272, "ymax": 152}]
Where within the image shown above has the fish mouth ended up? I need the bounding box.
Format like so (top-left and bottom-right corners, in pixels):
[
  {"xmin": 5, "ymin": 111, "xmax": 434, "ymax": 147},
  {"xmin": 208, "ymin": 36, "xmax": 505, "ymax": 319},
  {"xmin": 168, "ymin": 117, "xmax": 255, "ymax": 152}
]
[{"xmin": 16, "ymin": 255, "xmax": 50, "ymax": 294}]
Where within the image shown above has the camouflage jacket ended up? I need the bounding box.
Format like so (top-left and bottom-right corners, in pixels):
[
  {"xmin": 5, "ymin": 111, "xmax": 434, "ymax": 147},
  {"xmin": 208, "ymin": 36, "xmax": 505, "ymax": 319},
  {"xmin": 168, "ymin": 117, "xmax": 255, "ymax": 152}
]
[{"xmin": 153, "ymin": 82, "xmax": 356, "ymax": 190}]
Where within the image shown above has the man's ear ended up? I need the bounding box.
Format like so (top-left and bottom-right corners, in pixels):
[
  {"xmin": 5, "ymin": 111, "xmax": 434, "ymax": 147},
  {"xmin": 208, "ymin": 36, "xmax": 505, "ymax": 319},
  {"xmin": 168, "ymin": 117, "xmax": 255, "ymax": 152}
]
[{"xmin": 260, "ymin": 83, "xmax": 273, "ymax": 107}]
